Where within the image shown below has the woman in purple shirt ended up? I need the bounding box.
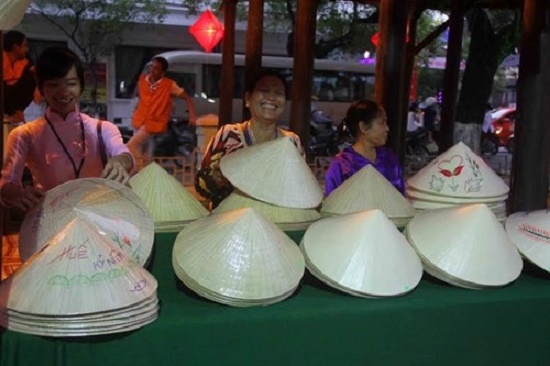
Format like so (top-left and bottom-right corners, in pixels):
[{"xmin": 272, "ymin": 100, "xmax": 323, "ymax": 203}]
[{"xmin": 325, "ymin": 99, "xmax": 405, "ymax": 196}]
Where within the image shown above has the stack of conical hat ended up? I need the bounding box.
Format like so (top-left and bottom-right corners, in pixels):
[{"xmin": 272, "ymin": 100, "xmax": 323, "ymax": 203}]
[
  {"xmin": 129, "ymin": 162, "xmax": 208, "ymax": 232},
  {"xmin": 220, "ymin": 137, "xmax": 323, "ymax": 210},
  {"xmin": 505, "ymin": 210, "xmax": 550, "ymax": 273},
  {"xmin": 0, "ymin": 0, "xmax": 30, "ymax": 30},
  {"xmin": 321, "ymin": 165, "xmax": 416, "ymax": 228},
  {"xmin": 213, "ymin": 190, "xmax": 321, "ymax": 231},
  {"xmin": 172, "ymin": 208, "xmax": 305, "ymax": 307},
  {"xmin": 19, "ymin": 178, "xmax": 154, "ymax": 267},
  {"xmin": 301, "ymin": 210, "xmax": 422, "ymax": 297},
  {"xmin": 405, "ymin": 204, "xmax": 523, "ymax": 289},
  {"xmin": 0, "ymin": 219, "xmax": 159, "ymax": 337},
  {"xmin": 406, "ymin": 142, "xmax": 509, "ymax": 222}
]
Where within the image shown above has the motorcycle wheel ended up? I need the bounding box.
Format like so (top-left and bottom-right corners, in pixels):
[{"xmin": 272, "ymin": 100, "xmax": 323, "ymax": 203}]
[
  {"xmin": 482, "ymin": 139, "xmax": 498, "ymax": 155},
  {"xmin": 412, "ymin": 145, "xmax": 430, "ymax": 157},
  {"xmin": 507, "ymin": 138, "xmax": 514, "ymax": 154}
]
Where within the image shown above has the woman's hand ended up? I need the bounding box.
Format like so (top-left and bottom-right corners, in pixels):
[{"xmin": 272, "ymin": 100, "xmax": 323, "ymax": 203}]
[
  {"xmin": 1, "ymin": 184, "xmax": 44, "ymax": 212},
  {"xmin": 102, "ymin": 153, "xmax": 133, "ymax": 185}
]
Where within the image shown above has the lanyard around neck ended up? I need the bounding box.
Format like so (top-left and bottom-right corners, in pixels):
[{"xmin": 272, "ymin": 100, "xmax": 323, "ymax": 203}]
[{"xmin": 45, "ymin": 114, "xmax": 86, "ymax": 179}]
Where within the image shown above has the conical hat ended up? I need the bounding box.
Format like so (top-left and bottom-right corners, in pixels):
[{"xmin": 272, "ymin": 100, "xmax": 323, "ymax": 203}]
[
  {"xmin": 219, "ymin": 137, "xmax": 323, "ymax": 209},
  {"xmin": 19, "ymin": 178, "xmax": 154, "ymax": 266},
  {"xmin": 407, "ymin": 142, "xmax": 509, "ymax": 198},
  {"xmin": 321, "ymin": 165, "xmax": 415, "ymax": 219},
  {"xmin": 129, "ymin": 162, "xmax": 208, "ymax": 224},
  {"xmin": 0, "ymin": 220, "xmax": 158, "ymax": 316},
  {"xmin": 172, "ymin": 208, "xmax": 305, "ymax": 304},
  {"xmin": 0, "ymin": 0, "xmax": 31, "ymax": 30},
  {"xmin": 213, "ymin": 191, "xmax": 321, "ymax": 224},
  {"xmin": 407, "ymin": 204, "xmax": 522, "ymax": 287},
  {"xmin": 301, "ymin": 210, "xmax": 422, "ymax": 297},
  {"xmin": 506, "ymin": 210, "xmax": 550, "ymax": 273}
]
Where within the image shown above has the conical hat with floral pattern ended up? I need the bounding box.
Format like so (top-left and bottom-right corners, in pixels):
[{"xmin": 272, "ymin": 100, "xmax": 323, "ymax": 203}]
[{"xmin": 407, "ymin": 142, "xmax": 508, "ymax": 198}]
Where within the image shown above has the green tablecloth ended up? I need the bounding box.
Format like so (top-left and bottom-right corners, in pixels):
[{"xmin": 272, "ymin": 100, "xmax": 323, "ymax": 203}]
[{"xmin": 2, "ymin": 231, "xmax": 550, "ymax": 366}]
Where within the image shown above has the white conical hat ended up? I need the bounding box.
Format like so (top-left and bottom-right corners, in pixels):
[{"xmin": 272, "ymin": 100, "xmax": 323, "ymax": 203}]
[
  {"xmin": 301, "ymin": 210, "xmax": 422, "ymax": 297},
  {"xmin": 219, "ymin": 137, "xmax": 323, "ymax": 209},
  {"xmin": 506, "ymin": 210, "xmax": 550, "ymax": 273},
  {"xmin": 19, "ymin": 178, "xmax": 154, "ymax": 267},
  {"xmin": 407, "ymin": 142, "xmax": 509, "ymax": 198},
  {"xmin": 407, "ymin": 204, "xmax": 522, "ymax": 287},
  {"xmin": 321, "ymin": 165, "xmax": 415, "ymax": 219},
  {"xmin": 0, "ymin": 0, "xmax": 31, "ymax": 30},
  {"xmin": 172, "ymin": 208, "xmax": 305, "ymax": 305},
  {"xmin": 213, "ymin": 191, "xmax": 321, "ymax": 225},
  {"xmin": 129, "ymin": 162, "xmax": 208, "ymax": 225},
  {"xmin": 0, "ymin": 220, "xmax": 158, "ymax": 316}
]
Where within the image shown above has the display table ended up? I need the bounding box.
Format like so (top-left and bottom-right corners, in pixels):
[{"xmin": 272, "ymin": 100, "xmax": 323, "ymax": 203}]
[{"xmin": 2, "ymin": 231, "xmax": 550, "ymax": 366}]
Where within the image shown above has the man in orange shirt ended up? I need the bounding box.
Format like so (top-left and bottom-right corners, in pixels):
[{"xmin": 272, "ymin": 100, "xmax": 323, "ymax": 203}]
[
  {"xmin": 3, "ymin": 31, "xmax": 36, "ymax": 124},
  {"xmin": 128, "ymin": 56, "xmax": 197, "ymax": 170}
]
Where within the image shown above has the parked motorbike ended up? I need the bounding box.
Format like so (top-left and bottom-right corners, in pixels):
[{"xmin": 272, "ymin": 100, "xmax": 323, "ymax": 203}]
[
  {"xmin": 406, "ymin": 129, "xmax": 433, "ymax": 157},
  {"xmin": 308, "ymin": 109, "xmax": 340, "ymax": 158},
  {"xmin": 154, "ymin": 118, "xmax": 198, "ymax": 167},
  {"xmin": 481, "ymin": 132, "xmax": 499, "ymax": 155}
]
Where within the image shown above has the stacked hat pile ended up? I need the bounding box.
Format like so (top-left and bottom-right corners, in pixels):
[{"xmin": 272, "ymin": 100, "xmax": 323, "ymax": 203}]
[
  {"xmin": 506, "ymin": 209, "xmax": 550, "ymax": 273},
  {"xmin": 214, "ymin": 137, "xmax": 323, "ymax": 230},
  {"xmin": 405, "ymin": 204, "xmax": 523, "ymax": 289},
  {"xmin": 129, "ymin": 162, "xmax": 209, "ymax": 232},
  {"xmin": 407, "ymin": 142, "xmax": 509, "ymax": 223},
  {"xmin": 19, "ymin": 178, "xmax": 155, "ymax": 267},
  {"xmin": 0, "ymin": 178, "xmax": 158, "ymax": 336},
  {"xmin": 301, "ymin": 210, "xmax": 423, "ymax": 298},
  {"xmin": 321, "ymin": 165, "xmax": 416, "ymax": 229},
  {"xmin": 173, "ymin": 208, "xmax": 305, "ymax": 306}
]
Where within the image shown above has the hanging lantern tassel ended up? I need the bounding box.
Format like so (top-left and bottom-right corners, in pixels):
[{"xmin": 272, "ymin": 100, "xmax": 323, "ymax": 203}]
[{"xmin": 189, "ymin": 9, "xmax": 225, "ymax": 53}]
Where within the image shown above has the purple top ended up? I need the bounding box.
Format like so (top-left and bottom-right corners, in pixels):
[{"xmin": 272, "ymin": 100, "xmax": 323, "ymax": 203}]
[{"xmin": 325, "ymin": 146, "xmax": 405, "ymax": 196}]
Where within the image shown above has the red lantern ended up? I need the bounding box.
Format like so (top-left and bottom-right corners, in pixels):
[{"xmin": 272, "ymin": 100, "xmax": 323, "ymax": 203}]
[
  {"xmin": 371, "ymin": 31, "xmax": 409, "ymax": 47},
  {"xmin": 371, "ymin": 32, "xmax": 379, "ymax": 47},
  {"xmin": 189, "ymin": 9, "xmax": 224, "ymax": 53}
]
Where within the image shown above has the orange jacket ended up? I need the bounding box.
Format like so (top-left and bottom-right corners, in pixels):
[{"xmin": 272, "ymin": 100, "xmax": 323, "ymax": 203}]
[
  {"xmin": 131, "ymin": 74, "xmax": 174, "ymax": 134},
  {"xmin": 2, "ymin": 51, "xmax": 29, "ymax": 85}
]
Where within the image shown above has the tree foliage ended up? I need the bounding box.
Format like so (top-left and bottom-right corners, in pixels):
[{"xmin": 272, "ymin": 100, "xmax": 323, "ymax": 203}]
[
  {"xmin": 187, "ymin": 0, "xmax": 378, "ymax": 58},
  {"xmin": 28, "ymin": 0, "xmax": 167, "ymax": 114}
]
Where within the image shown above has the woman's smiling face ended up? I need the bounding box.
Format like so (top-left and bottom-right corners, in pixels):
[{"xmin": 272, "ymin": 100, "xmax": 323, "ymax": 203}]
[
  {"xmin": 245, "ymin": 75, "xmax": 286, "ymax": 125},
  {"xmin": 42, "ymin": 66, "xmax": 82, "ymax": 116}
]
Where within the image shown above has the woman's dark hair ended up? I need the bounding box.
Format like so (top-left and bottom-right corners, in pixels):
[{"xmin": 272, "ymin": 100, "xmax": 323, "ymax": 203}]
[
  {"xmin": 35, "ymin": 47, "xmax": 85, "ymax": 94},
  {"xmin": 341, "ymin": 99, "xmax": 384, "ymax": 137},
  {"xmin": 245, "ymin": 68, "xmax": 288, "ymax": 99}
]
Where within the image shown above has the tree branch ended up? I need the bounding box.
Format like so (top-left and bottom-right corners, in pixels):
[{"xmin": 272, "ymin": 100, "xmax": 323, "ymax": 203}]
[{"xmin": 414, "ymin": 19, "xmax": 450, "ymax": 55}]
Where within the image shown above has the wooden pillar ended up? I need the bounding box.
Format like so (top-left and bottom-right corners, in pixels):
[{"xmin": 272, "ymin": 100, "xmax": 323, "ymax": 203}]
[
  {"xmin": 403, "ymin": 2, "xmax": 419, "ymax": 114},
  {"xmin": 439, "ymin": 0, "xmax": 465, "ymax": 151},
  {"xmin": 219, "ymin": 0, "xmax": 237, "ymax": 126},
  {"xmin": 374, "ymin": 0, "xmax": 409, "ymax": 165},
  {"xmin": 510, "ymin": 0, "xmax": 550, "ymax": 212},
  {"xmin": 243, "ymin": 0, "xmax": 264, "ymax": 121},
  {"xmin": 0, "ymin": 31, "xmax": 3, "ymax": 282},
  {"xmin": 289, "ymin": 0, "xmax": 320, "ymax": 152}
]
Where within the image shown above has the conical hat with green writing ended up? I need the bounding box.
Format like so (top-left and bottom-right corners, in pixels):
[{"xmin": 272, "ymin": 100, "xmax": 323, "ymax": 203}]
[
  {"xmin": 19, "ymin": 178, "xmax": 154, "ymax": 267},
  {"xmin": 0, "ymin": 219, "xmax": 158, "ymax": 316},
  {"xmin": 407, "ymin": 142, "xmax": 509, "ymax": 198}
]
